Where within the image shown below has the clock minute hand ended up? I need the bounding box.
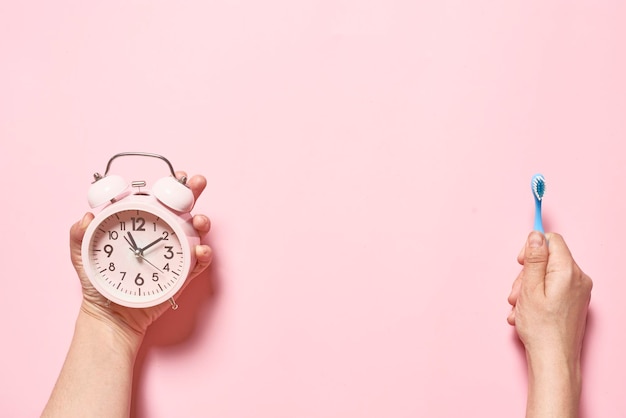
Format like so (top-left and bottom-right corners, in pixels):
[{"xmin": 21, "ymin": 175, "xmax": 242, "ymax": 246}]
[{"xmin": 139, "ymin": 236, "xmax": 165, "ymax": 254}]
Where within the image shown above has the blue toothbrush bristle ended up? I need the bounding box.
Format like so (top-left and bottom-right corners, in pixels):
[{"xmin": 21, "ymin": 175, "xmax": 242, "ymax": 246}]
[{"xmin": 532, "ymin": 175, "xmax": 546, "ymax": 200}]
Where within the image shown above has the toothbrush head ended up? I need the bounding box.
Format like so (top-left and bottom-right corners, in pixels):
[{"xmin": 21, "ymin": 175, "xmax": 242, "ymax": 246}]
[{"xmin": 531, "ymin": 174, "xmax": 546, "ymax": 201}]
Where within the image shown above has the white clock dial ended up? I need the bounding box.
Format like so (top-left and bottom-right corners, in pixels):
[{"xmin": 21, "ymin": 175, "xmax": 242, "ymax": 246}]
[{"xmin": 86, "ymin": 209, "xmax": 186, "ymax": 305}]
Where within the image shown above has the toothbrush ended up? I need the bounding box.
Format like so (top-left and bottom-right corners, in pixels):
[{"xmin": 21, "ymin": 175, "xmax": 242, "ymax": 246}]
[{"xmin": 531, "ymin": 174, "xmax": 546, "ymax": 233}]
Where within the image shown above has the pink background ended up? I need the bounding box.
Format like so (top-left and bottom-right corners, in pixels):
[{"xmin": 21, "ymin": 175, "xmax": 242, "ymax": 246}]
[{"xmin": 1, "ymin": 1, "xmax": 625, "ymax": 416}]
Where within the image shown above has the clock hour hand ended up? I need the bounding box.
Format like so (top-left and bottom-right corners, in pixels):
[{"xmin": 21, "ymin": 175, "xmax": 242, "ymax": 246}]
[
  {"xmin": 124, "ymin": 233, "xmax": 145, "ymax": 258},
  {"xmin": 126, "ymin": 232, "xmax": 138, "ymax": 250},
  {"xmin": 124, "ymin": 235, "xmax": 136, "ymax": 250}
]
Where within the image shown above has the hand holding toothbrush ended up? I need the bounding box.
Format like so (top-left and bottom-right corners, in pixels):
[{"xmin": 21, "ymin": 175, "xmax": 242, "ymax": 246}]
[
  {"xmin": 507, "ymin": 174, "xmax": 593, "ymax": 418},
  {"xmin": 507, "ymin": 232, "xmax": 592, "ymax": 417}
]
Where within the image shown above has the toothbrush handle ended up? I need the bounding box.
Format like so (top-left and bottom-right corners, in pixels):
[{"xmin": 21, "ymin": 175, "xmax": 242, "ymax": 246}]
[{"xmin": 534, "ymin": 200, "xmax": 544, "ymax": 233}]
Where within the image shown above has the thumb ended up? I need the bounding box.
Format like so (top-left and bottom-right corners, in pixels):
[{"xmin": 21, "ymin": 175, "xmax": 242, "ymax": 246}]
[
  {"xmin": 69, "ymin": 213, "xmax": 94, "ymax": 265},
  {"xmin": 70, "ymin": 213, "xmax": 94, "ymax": 247},
  {"xmin": 522, "ymin": 231, "xmax": 549, "ymax": 289}
]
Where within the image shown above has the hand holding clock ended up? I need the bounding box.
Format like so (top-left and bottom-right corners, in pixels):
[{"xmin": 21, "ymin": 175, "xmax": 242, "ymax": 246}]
[
  {"xmin": 70, "ymin": 172, "xmax": 213, "ymax": 340},
  {"xmin": 43, "ymin": 172, "xmax": 212, "ymax": 418}
]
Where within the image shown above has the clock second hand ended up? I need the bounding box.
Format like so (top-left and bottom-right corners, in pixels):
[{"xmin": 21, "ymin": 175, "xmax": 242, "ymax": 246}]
[{"xmin": 136, "ymin": 253, "xmax": 164, "ymax": 273}]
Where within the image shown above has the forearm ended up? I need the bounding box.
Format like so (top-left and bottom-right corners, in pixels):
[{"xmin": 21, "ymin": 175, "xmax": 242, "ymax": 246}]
[
  {"xmin": 42, "ymin": 306, "xmax": 143, "ymax": 418},
  {"xmin": 525, "ymin": 351, "xmax": 581, "ymax": 418}
]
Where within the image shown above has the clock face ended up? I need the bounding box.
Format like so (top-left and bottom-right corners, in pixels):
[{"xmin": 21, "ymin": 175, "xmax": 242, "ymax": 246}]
[{"xmin": 86, "ymin": 209, "xmax": 187, "ymax": 306}]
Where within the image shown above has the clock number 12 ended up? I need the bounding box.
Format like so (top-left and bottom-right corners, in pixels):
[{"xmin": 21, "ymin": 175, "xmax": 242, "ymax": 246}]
[{"xmin": 131, "ymin": 217, "xmax": 146, "ymax": 231}]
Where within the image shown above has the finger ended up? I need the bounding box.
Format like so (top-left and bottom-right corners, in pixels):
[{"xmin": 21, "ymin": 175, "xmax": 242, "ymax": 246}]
[
  {"xmin": 196, "ymin": 244, "xmax": 213, "ymax": 264},
  {"xmin": 192, "ymin": 214, "xmax": 211, "ymax": 235},
  {"xmin": 583, "ymin": 272, "xmax": 593, "ymax": 294},
  {"xmin": 543, "ymin": 232, "xmax": 572, "ymax": 261},
  {"xmin": 175, "ymin": 171, "xmax": 206, "ymax": 202},
  {"xmin": 508, "ymin": 272, "xmax": 522, "ymax": 306},
  {"xmin": 541, "ymin": 233, "xmax": 591, "ymax": 294},
  {"xmin": 186, "ymin": 175, "xmax": 207, "ymax": 203},
  {"xmin": 173, "ymin": 171, "xmax": 207, "ymax": 210},
  {"xmin": 521, "ymin": 231, "xmax": 549, "ymax": 291},
  {"xmin": 70, "ymin": 212, "xmax": 94, "ymax": 247},
  {"xmin": 507, "ymin": 308, "xmax": 516, "ymax": 326},
  {"xmin": 517, "ymin": 244, "xmax": 525, "ymax": 265},
  {"xmin": 173, "ymin": 245, "xmax": 213, "ymax": 299},
  {"xmin": 542, "ymin": 232, "xmax": 575, "ymax": 278},
  {"xmin": 189, "ymin": 244, "xmax": 213, "ymax": 278}
]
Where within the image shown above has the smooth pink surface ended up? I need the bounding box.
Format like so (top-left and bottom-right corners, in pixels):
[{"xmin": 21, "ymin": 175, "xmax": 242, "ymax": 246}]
[{"xmin": 1, "ymin": 1, "xmax": 625, "ymax": 416}]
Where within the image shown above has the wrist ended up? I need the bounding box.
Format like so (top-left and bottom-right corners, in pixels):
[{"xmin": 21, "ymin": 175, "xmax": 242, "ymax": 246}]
[
  {"xmin": 525, "ymin": 350, "xmax": 581, "ymax": 418},
  {"xmin": 526, "ymin": 344, "xmax": 581, "ymax": 381},
  {"xmin": 78, "ymin": 301, "xmax": 145, "ymax": 357}
]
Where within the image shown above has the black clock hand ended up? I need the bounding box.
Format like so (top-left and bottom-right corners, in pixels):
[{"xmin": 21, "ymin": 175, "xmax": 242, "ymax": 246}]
[
  {"xmin": 127, "ymin": 232, "xmax": 138, "ymax": 250},
  {"xmin": 124, "ymin": 233, "xmax": 146, "ymax": 259},
  {"xmin": 124, "ymin": 235, "xmax": 136, "ymax": 250},
  {"xmin": 138, "ymin": 236, "xmax": 165, "ymax": 253}
]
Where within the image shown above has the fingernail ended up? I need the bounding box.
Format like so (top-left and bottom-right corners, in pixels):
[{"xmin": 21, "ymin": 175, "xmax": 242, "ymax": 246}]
[{"xmin": 528, "ymin": 231, "xmax": 544, "ymax": 248}]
